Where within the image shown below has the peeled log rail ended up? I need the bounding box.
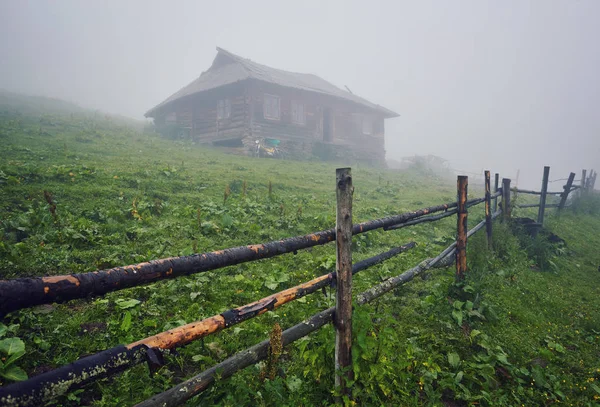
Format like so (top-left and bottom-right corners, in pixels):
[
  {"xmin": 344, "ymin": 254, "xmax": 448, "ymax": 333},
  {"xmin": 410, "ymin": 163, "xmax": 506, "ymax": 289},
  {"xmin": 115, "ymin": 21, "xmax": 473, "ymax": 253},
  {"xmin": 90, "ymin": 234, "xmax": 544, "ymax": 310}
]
[
  {"xmin": 517, "ymin": 203, "xmax": 563, "ymax": 209},
  {"xmin": 135, "ymin": 308, "xmax": 337, "ymax": 407},
  {"xmin": 511, "ymin": 188, "xmax": 574, "ymax": 196},
  {"xmin": 135, "ymin": 211, "xmax": 500, "ymax": 407},
  {"xmin": 0, "ymin": 199, "xmax": 470, "ymax": 316},
  {"xmin": 384, "ymin": 209, "xmax": 457, "ymax": 231},
  {"xmin": 517, "ymin": 203, "xmax": 540, "ymax": 208},
  {"xmin": 383, "ymin": 194, "xmax": 499, "ymax": 232},
  {"xmin": 0, "ymin": 243, "xmax": 416, "ymax": 407}
]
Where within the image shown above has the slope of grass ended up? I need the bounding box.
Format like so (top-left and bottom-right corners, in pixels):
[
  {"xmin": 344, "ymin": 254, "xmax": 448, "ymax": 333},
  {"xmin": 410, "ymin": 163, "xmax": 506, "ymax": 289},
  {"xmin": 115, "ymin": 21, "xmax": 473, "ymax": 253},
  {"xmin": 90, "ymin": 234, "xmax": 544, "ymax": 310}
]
[{"xmin": 0, "ymin": 106, "xmax": 598, "ymax": 406}]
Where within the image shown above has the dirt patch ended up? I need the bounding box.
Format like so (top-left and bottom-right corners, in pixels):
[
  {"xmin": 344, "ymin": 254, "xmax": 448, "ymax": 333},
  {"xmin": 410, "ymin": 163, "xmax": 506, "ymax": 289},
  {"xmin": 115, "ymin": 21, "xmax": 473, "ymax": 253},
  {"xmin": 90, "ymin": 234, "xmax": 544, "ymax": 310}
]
[{"xmin": 79, "ymin": 322, "xmax": 107, "ymax": 334}]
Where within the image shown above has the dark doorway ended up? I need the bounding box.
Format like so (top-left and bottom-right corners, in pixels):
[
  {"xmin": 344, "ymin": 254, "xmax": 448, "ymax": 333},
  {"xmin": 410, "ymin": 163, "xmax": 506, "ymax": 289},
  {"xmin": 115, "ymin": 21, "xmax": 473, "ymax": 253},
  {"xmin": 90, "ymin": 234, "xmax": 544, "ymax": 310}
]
[{"xmin": 323, "ymin": 108, "xmax": 333, "ymax": 142}]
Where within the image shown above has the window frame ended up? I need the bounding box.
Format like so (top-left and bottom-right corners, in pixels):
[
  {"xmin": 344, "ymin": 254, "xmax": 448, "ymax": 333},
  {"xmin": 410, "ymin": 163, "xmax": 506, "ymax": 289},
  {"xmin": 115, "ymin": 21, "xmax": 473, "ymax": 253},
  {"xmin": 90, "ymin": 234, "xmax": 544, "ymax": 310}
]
[
  {"xmin": 361, "ymin": 116, "xmax": 373, "ymax": 135},
  {"xmin": 291, "ymin": 100, "xmax": 306, "ymax": 125},
  {"xmin": 263, "ymin": 93, "xmax": 281, "ymax": 121},
  {"xmin": 217, "ymin": 98, "xmax": 231, "ymax": 120}
]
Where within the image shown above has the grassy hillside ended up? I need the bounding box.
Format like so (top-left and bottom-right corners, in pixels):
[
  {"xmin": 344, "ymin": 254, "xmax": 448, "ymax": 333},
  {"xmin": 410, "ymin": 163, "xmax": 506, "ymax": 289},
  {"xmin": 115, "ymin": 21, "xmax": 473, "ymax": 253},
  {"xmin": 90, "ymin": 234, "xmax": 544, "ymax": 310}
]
[{"xmin": 0, "ymin": 102, "xmax": 599, "ymax": 406}]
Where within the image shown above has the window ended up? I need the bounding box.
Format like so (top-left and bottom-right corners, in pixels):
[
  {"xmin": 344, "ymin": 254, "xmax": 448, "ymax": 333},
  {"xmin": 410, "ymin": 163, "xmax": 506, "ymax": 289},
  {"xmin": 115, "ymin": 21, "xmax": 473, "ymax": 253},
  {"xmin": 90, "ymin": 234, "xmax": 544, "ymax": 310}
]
[
  {"xmin": 291, "ymin": 101, "xmax": 305, "ymax": 124},
  {"xmin": 362, "ymin": 117, "xmax": 373, "ymax": 135},
  {"xmin": 217, "ymin": 99, "xmax": 231, "ymax": 119},
  {"xmin": 263, "ymin": 94, "xmax": 280, "ymax": 120}
]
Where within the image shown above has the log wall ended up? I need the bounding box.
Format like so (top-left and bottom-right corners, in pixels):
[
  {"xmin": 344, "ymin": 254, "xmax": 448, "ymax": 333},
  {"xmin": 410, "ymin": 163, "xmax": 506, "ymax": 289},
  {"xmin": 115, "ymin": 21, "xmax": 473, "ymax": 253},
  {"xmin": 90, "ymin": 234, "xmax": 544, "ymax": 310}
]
[{"xmin": 153, "ymin": 79, "xmax": 387, "ymax": 162}]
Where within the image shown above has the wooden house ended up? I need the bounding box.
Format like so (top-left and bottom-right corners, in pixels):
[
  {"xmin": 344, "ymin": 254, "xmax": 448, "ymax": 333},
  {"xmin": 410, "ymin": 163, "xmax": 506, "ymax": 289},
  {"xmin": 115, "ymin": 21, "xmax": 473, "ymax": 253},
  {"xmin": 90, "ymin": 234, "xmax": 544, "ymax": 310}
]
[{"xmin": 145, "ymin": 47, "xmax": 398, "ymax": 163}]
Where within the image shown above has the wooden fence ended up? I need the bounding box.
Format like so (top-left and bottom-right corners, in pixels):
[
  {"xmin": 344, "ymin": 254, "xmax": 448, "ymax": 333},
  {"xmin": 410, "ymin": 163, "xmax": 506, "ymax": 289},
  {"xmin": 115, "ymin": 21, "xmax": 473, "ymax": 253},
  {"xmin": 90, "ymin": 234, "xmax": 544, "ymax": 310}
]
[{"xmin": 0, "ymin": 166, "xmax": 595, "ymax": 407}]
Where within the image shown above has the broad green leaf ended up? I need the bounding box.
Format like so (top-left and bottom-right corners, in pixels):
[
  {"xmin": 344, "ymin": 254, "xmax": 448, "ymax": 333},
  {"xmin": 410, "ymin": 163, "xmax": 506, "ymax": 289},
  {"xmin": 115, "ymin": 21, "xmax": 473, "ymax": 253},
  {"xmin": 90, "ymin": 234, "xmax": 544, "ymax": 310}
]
[
  {"xmin": 447, "ymin": 352, "xmax": 460, "ymax": 368},
  {"xmin": 115, "ymin": 299, "xmax": 141, "ymax": 309},
  {"xmin": 0, "ymin": 324, "xmax": 6, "ymax": 338},
  {"xmin": 496, "ymin": 353, "xmax": 509, "ymax": 365},
  {"xmin": 121, "ymin": 311, "xmax": 132, "ymax": 332},
  {"xmin": 591, "ymin": 383, "xmax": 600, "ymax": 394},
  {"xmin": 0, "ymin": 365, "xmax": 28, "ymax": 381},
  {"xmin": 531, "ymin": 365, "xmax": 546, "ymax": 388},
  {"xmin": 4, "ymin": 350, "xmax": 25, "ymax": 367},
  {"xmin": 143, "ymin": 319, "xmax": 157, "ymax": 328},
  {"xmin": 265, "ymin": 281, "xmax": 279, "ymax": 290},
  {"xmin": 452, "ymin": 310, "xmax": 463, "ymax": 326},
  {"xmin": 0, "ymin": 338, "xmax": 25, "ymax": 356},
  {"xmin": 221, "ymin": 214, "xmax": 234, "ymax": 228},
  {"xmin": 470, "ymin": 329, "xmax": 482, "ymax": 339},
  {"xmin": 191, "ymin": 354, "xmax": 212, "ymax": 363},
  {"xmin": 357, "ymin": 333, "xmax": 367, "ymax": 350},
  {"xmin": 468, "ymin": 310, "xmax": 485, "ymax": 320},
  {"xmin": 286, "ymin": 376, "xmax": 303, "ymax": 392},
  {"xmin": 455, "ymin": 371, "xmax": 464, "ymax": 384}
]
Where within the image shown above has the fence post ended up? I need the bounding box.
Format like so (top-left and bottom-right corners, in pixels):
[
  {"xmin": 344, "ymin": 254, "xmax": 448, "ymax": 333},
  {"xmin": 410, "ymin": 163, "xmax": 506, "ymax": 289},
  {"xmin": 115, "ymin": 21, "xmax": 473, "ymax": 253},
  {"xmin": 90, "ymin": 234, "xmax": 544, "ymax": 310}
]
[
  {"xmin": 537, "ymin": 166, "xmax": 550, "ymax": 226},
  {"xmin": 502, "ymin": 178, "xmax": 511, "ymax": 221},
  {"xmin": 493, "ymin": 173, "xmax": 499, "ymax": 212},
  {"xmin": 592, "ymin": 171, "xmax": 597, "ymax": 191},
  {"xmin": 585, "ymin": 170, "xmax": 591, "ymax": 191},
  {"xmin": 456, "ymin": 176, "xmax": 468, "ymax": 280},
  {"xmin": 578, "ymin": 169, "xmax": 587, "ymax": 197},
  {"xmin": 558, "ymin": 172, "xmax": 576, "ymax": 211},
  {"xmin": 484, "ymin": 171, "xmax": 492, "ymax": 249},
  {"xmin": 334, "ymin": 167, "xmax": 353, "ymax": 398},
  {"xmin": 513, "ymin": 169, "xmax": 520, "ymax": 202}
]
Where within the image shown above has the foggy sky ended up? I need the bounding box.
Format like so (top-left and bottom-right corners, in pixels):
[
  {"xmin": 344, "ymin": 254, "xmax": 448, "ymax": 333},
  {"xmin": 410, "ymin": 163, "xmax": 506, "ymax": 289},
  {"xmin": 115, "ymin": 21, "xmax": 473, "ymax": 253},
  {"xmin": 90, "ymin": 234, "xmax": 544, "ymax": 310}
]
[{"xmin": 1, "ymin": 0, "xmax": 599, "ymax": 189}]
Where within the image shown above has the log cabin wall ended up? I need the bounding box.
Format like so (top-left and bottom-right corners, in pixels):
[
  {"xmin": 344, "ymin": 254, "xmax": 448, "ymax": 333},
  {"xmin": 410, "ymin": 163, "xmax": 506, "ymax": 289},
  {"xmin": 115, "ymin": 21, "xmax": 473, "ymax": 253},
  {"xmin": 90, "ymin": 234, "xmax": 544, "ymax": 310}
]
[
  {"xmin": 190, "ymin": 83, "xmax": 249, "ymax": 143},
  {"xmin": 153, "ymin": 78, "xmax": 387, "ymax": 163},
  {"xmin": 247, "ymin": 81, "xmax": 320, "ymax": 154},
  {"xmin": 247, "ymin": 80, "xmax": 386, "ymax": 161},
  {"xmin": 331, "ymin": 110, "xmax": 386, "ymax": 161},
  {"xmin": 154, "ymin": 83, "xmax": 250, "ymax": 143}
]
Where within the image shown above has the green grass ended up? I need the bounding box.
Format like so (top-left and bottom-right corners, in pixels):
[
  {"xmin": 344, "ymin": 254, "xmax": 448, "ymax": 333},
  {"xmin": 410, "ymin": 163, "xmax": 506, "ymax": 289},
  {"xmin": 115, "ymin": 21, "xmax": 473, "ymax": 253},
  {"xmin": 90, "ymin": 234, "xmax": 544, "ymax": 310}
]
[{"xmin": 0, "ymin": 104, "xmax": 599, "ymax": 406}]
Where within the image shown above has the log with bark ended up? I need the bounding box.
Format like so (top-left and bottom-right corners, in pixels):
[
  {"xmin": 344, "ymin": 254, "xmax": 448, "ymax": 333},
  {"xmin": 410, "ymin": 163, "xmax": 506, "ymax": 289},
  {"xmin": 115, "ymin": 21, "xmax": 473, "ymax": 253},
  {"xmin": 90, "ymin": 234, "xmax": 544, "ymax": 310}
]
[
  {"xmin": 133, "ymin": 210, "xmax": 501, "ymax": 407},
  {"xmin": 0, "ymin": 198, "xmax": 467, "ymax": 316},
  {"xmin": 0, "ymin": 243, "xmax": 416, "ymax": 407}
]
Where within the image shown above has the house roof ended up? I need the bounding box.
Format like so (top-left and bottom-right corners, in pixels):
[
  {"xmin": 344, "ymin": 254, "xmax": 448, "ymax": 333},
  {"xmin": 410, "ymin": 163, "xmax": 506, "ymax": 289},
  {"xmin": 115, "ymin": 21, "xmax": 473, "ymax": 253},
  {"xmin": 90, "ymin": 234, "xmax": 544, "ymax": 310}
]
[{"xmin": 145, "ymin": 47, "xmax": 399, "ymax": 118}]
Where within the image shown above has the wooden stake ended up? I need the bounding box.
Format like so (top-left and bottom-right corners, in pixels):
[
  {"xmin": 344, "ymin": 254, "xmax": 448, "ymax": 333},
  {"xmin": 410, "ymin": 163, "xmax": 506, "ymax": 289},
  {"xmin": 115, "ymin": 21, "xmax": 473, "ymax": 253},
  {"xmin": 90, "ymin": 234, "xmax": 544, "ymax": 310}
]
[
  {"xmin": 335, "ymin": 168, "xmax": 353, "ymax": 397},
  {"xmin": 558, "ymin": 172, "xmax": 576, "ymax": 211},
  {"xmin": 537, "ymin": 166, "xmax": 550, "ymax": 225},
  {"xmin": 580, "ymin": 169, "xmax": 587, "ymax": 197},
  {"xmin": 502, "ymin": 178, "xmax": 511, "ymax": 221},
  {"xmin": 493, "ymin": 173, "xmax": 499, "ymax": 212},
  {"xmin": 484, "ymin": 171, "xmax": 492, "ymax": 249},
  {"xmin": 456, "ymin": 176, "xmax": 468, "ymax": 280}
]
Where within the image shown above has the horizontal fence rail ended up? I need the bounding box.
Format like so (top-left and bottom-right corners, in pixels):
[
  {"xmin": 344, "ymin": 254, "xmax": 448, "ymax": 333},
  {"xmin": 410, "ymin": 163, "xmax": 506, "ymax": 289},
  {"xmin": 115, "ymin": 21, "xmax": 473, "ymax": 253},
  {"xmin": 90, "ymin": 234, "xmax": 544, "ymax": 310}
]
[
  {"xmin": 0, "ymin": 199, "xmax": 485, "ymax": 316},
  {"xmin": 0, "ymin": 165, "xmax": 592, "ymax": 407},
  {"xmin": 511, "ymin": 188, "xmax": 573, "ymax": 196},
  {"xmin": 135, "ymin": 210, "xmax": 502, "ymax": 407},
  {"xmin": 0, "ymin": 243, "xmax": 417, "ymax": 406}
]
